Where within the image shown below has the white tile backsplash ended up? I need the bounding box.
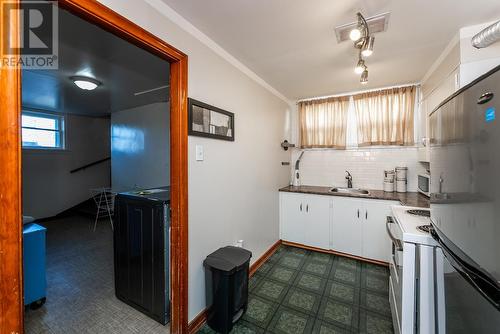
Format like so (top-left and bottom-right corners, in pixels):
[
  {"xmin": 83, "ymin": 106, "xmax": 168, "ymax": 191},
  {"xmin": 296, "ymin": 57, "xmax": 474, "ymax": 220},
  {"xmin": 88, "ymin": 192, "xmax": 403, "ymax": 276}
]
[{"xmin": 290, "ymin": 147, "xmax": 423, "ymax": 192}]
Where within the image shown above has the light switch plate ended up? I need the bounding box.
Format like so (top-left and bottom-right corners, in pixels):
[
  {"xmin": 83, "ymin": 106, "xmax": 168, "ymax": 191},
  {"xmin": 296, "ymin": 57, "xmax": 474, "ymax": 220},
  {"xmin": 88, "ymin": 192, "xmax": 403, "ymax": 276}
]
[{"xmin": 195, "ymin": 145, "xmax": 204, "ymax": 161}]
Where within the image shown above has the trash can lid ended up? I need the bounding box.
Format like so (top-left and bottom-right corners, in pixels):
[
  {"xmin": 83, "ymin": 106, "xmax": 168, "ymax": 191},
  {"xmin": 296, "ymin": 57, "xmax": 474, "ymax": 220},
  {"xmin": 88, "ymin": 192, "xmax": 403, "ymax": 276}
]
[{"xmin": 204, "ymin": 246, "xmax": 252, "ymax": 272}]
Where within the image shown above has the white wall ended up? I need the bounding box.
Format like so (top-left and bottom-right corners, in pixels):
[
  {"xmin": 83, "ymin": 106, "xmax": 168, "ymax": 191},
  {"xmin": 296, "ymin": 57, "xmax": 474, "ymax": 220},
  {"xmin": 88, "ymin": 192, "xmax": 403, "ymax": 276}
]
[
  {"xmin": 96, "ymin": 0, "xmax": 291, "ymax": 321},
  {"xmin": 22, "ymin": 114, "xmax": 110, "ymax": 219},
  {"xmin": 111, "ymin": 102, "xmax": 170, "ymax": 191},
  {"xmin": 459, "ymin": 21, "xmax": 500, "ymax": 87},
  {"xmin": 290, "ymin": 148, "xmax": 421, "ymax": 192}
]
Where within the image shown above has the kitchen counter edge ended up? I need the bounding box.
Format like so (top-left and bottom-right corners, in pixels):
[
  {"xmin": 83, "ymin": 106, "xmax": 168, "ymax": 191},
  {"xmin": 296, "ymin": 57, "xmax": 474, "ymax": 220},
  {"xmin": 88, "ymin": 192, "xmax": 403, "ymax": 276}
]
[{"xmin": 279, "ymin": 185, "xmax": 429, "ymax": 208}]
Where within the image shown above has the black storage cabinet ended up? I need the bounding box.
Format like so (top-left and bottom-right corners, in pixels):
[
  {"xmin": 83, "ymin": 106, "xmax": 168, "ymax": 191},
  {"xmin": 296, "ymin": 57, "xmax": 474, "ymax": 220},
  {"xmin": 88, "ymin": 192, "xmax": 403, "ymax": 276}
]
[
  {"xmin": 204, "ymin": 246, "xmax": 252, "ymax": 334},
  {"xmin": 113, "ymin": 191, "xmax": 170, "ymax": 325}
]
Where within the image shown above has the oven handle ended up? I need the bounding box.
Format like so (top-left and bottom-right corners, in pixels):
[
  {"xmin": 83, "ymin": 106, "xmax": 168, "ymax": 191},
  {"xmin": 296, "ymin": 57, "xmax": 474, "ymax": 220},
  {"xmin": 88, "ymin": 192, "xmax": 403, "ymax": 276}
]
[{"xmin": 386, "ymin": 216, "xmax": 403, "ymax": 251}]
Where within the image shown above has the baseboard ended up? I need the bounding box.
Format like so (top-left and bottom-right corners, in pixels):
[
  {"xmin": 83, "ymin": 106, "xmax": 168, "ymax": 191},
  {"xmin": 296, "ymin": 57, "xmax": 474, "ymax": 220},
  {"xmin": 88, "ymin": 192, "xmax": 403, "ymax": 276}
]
[
  {"xmin": 32, "ymin": 197, "xmax": 98, "ymax": 223},
  {"xmin": 281, "ymin": 240, "xmax": 389, "ymax": 267},
  {"xmin": 187, "ymin": 240, "xmax": 283, "ymax": 334},
  {"xmin": 187, "ymin": 308, "xmax": 208, "ymax": 334},
  {"xmin": 249, "ymin": 240, "xmax": 282, "ymax": 276}
]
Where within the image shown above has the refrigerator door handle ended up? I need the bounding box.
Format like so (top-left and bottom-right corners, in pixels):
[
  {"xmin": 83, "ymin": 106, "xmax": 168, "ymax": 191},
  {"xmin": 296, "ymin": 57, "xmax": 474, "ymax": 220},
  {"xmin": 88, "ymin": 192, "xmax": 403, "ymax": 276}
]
[{"xmin": 431, "ymin": 229, "xmax": 500, "ymax": 310}]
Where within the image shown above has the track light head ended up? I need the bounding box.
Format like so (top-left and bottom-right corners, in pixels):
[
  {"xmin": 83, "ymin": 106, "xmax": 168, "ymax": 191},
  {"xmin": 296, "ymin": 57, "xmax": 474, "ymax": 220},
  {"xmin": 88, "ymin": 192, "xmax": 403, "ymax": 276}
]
[
  {"xmin": 360, "ymin": 69, "xmax": 369, "ymax": 84},
  {"xmin": 361, "ymin": 36, "xmax": 375, "ymax": 57},
  {"xmin": 354, "ymin": 58, "xmax": 366, "ymax": 74},
  {"xmin": 349, "ymin": 27, "xmax": 362, "ymax": 41}
]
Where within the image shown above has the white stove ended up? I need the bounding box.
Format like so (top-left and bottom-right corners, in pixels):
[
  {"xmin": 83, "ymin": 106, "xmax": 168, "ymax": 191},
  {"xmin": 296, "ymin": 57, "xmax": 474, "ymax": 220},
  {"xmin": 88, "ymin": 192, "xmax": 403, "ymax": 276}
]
[
  {"xmin": 391, "ymin": 205, "xmax": 436, "ymax": 245},
  {"xmin": 387, "ymin": 205, "xmax": 443, "ymax": 334}
]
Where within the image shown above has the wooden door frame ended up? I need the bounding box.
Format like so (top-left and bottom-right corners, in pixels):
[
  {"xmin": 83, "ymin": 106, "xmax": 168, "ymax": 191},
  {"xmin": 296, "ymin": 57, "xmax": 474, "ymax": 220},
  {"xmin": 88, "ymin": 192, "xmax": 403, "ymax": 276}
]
[{"xmin": 0, "ymin": 0, "xmax": 189, "ymax": 333}]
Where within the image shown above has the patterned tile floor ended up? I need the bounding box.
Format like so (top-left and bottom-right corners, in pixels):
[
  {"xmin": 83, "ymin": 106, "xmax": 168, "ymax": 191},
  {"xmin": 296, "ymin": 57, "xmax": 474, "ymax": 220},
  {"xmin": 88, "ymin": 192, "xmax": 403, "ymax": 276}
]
[
  {"xmin": 24, "ymin": 215, "xmax": 170, "ymax": 334},
  {"xmin": 199, "ymin": 245, "xmax": 393, "ymax": 334}
]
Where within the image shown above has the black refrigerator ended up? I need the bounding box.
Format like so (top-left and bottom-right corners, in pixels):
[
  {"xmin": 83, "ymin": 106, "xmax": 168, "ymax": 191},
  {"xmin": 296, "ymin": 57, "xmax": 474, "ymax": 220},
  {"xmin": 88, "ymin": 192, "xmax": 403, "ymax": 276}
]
[
  {"xmin": 429, "ymin": 65, "xmax": 500, "ymax": 333},
  {"xmin": 113, "ymin": 187, "xmax": 170, "ymax": 325}
]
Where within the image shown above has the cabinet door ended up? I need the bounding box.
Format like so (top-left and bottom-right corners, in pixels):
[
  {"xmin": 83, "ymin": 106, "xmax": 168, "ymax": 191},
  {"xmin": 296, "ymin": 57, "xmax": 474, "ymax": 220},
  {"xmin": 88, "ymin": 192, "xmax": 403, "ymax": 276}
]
[
  {"xmin": 280, "ymin": 192, "xmax": 306, "ymax": 245},
  {"xmin": 303, "ymin": 194, "xmax": 331, "ymax": 249},
  {"xmin": 331, "ymin": 197, "xmax": 362, "ymax": 257},
  {"xmin": 362, "ymin": 200, "xmax": 398, "ymax": 262},
  {"xmin": 418, "ymin": 98, "xmax": 430, "ymax": 162}
]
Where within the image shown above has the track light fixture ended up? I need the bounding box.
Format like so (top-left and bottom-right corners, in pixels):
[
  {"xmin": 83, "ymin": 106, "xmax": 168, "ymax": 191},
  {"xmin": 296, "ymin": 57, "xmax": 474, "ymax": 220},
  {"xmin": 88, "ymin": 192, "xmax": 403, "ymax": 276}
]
[{"xmin": 348, "ymin": 12, "xmax": 375, "ymax": 84}]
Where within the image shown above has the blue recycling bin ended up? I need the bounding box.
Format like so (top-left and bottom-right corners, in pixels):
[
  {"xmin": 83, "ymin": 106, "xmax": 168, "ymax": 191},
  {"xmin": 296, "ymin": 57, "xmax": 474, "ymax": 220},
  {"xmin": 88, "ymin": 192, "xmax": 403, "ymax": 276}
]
[{"xmin": 23, "ymin": 223, "xmax": 47, "ymax": 308}]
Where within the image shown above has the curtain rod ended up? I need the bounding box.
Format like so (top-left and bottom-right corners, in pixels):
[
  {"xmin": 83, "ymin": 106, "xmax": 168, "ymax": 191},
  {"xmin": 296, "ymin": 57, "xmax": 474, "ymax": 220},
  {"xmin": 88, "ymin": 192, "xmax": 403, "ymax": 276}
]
[{"xmin": 296, "ymin": 82, "xmax": 420, "ymax": 104}]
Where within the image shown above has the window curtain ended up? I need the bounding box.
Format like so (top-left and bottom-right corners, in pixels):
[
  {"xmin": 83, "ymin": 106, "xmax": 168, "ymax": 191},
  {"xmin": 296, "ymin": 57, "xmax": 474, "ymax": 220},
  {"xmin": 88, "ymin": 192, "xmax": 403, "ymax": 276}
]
[
  {"xmin": 299, "ymin": 96, "xmax": 350, "ymax": 149},
  {"xmin": 353, "ymin": 86, "xmax": 416, "ymax": 146}
]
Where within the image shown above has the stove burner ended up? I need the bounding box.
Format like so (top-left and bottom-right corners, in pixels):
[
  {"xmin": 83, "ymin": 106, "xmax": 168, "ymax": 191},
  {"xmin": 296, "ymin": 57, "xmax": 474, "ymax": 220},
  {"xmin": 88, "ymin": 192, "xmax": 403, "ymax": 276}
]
[
  {"xmin": 417, "ymin": 225, "xmax": 432, "ymax": 233},
  {"xmin": 407, "ymin": 209, "xmax": 430, "ymax": 217}
]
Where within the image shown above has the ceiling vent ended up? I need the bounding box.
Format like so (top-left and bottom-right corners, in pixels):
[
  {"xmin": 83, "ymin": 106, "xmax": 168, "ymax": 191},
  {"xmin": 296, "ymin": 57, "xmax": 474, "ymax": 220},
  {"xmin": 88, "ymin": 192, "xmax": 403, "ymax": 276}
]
[{"xmin": 334, "ymin": 12, "xmax": 390, "ymax": 43}]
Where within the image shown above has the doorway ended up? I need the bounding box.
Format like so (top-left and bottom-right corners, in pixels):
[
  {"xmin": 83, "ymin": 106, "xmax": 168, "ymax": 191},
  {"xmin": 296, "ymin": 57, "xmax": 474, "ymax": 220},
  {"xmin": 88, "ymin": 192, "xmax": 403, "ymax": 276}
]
[{"xmin": 0, "ymin": 0, "xmax": 188, "ymax": 333}]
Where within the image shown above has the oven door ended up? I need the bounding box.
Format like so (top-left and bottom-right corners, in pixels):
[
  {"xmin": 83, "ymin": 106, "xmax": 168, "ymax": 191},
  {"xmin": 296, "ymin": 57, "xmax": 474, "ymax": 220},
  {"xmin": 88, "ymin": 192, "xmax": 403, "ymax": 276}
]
[{"xmin": 387, "ymin": 216, "xmax": 404, "ymax": 333}]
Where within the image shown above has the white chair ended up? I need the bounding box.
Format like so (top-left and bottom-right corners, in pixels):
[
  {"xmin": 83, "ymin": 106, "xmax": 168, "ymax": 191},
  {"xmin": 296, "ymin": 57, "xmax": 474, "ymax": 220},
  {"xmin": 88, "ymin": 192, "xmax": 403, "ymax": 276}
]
[{"xmin": 90, "ymin": 187, "xmax": 116, "ymax": 231}]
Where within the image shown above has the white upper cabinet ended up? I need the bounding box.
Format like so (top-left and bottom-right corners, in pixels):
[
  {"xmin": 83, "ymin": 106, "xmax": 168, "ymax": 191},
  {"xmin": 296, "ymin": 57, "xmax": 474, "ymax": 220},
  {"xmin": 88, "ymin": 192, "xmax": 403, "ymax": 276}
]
[{"xmin": 419, "ymin": 68, "xmax": 460, "ymax": 162}]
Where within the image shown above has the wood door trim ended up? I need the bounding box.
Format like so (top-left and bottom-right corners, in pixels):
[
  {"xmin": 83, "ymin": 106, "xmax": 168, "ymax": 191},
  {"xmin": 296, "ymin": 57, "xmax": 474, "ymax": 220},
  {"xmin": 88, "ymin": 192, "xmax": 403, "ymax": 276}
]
[
  {"xmin": 0, "ymin": 1, "xmax": 189, "ymax": 333},
  {"xmin": 0, "ymin": 0, "xmax": 23, "ymax": 332}
]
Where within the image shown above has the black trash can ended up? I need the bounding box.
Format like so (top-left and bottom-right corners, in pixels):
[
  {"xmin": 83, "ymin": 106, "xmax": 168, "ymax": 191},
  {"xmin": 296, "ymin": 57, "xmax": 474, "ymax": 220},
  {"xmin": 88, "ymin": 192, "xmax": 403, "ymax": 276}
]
[{"xmin": 204, "ymin": 246, "xmax": 252, "ymax": 334}]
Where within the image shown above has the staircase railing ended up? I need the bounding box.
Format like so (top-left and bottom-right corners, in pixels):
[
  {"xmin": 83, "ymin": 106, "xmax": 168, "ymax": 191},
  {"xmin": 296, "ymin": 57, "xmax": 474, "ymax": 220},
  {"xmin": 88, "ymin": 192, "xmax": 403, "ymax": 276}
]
[{"xmin": 70, "ymin": 157, "xmax": 110, "ymax": 174}]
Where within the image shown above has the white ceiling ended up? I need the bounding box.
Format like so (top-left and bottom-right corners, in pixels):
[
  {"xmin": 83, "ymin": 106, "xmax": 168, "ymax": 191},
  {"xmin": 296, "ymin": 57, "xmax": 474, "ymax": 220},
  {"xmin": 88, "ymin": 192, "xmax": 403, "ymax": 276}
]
[{"xmin": 160, "ymin": 0, "xmax": 500, "ymax": 100}]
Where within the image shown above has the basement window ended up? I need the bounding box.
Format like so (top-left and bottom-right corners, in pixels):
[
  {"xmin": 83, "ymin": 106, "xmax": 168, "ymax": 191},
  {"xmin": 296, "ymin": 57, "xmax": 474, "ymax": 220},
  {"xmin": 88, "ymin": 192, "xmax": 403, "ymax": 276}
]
[{"xmin": 22, "ymin": 111, "xmax": 65, "ymax": 149}]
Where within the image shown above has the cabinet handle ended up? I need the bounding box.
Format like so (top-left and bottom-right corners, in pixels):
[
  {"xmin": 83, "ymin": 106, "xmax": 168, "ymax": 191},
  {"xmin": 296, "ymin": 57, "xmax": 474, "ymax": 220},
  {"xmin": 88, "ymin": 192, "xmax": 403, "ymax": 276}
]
[
  {"xmin": 365, "ymin": 210, "xmax": 368, "ymax": 220},
  {"xmin": 357, "ymin": 209, "xmax": 359, "ymax": 218},
  {"xmin": 306, "ymin": 204, "xmax": 309, "ymax": 212},
  {"xmin": 300, "ymin": 203, "xmax": 302, "ymax": 211}
]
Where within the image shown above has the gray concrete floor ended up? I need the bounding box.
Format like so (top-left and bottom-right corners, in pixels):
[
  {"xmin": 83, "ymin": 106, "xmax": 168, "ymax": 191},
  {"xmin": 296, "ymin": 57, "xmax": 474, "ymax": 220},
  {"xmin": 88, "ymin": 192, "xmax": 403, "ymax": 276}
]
[{"xmin": 24, "ymin": 215, "xmax": 170, "ymax": 334}]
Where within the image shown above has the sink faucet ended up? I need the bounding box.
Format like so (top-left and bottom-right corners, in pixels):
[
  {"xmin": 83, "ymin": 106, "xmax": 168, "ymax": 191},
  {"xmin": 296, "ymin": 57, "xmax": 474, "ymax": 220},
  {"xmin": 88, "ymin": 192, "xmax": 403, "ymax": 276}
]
[{"xmin": 345, "ymin": 171, "xmax": 353, "ymax": 188}]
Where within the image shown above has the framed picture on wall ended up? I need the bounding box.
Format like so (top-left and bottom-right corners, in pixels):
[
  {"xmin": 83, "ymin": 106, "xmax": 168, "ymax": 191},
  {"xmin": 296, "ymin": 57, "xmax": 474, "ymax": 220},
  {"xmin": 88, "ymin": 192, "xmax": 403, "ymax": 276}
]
[{"xmin": 188, "ymin": 98, "xmax": 235, "ymax": 141}]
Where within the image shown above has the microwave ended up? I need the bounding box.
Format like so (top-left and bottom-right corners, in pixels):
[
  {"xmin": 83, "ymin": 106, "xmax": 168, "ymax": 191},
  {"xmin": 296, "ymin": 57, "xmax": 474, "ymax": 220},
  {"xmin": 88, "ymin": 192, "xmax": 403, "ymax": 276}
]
[{"xmin": 417, "ymin": 173, "xmax": 430, "ymax": 197}]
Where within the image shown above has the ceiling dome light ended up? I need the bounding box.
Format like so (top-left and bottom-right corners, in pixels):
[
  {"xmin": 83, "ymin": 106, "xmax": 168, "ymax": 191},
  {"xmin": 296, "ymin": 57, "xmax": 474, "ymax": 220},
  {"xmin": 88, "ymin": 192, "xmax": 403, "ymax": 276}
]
[
  {"xmin": 71, "ymin": 76, "xmax": 101, "ymax": 91},
  {"xmin": 361, "ymin": 36, "xmax": 375, "ymax": 57},
  {"xmin": 360, "ymin": 69, "xmax": 368, "ymax": 84},
  {"xmin": 354, "ymin": 58, "xmax": 366, "ymax": 74},
  {"xmin": 349, "ymin": 28, "xmax": 362, "ymax": 41}
]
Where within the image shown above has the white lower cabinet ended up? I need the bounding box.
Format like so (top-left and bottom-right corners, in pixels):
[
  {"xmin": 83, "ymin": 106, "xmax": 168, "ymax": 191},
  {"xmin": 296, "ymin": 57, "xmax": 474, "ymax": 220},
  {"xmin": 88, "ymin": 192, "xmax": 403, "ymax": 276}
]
[
  {"xmin": 332, "ymin": 197, "xmax": 397, "ymax": 262},
  {"xmin": 280, "ymin": 192, "xmax": 397, "ymax": 263},
  {"xmin": 330, "ymin": 197, "xmax": 363, "ymax": 257},
  {"xmin": 280, "ymin": 192, "xmax": 306, "ymax": 245},
  {"xmin": 279, "ymin": 192, "xmax": 331, "ymax": 250},
  {"xmin": 361, "ymin": 199, "xmax": 398, "ymax": 262},
  {"xmin": 304, "ymin": 195, "xmax": 331, "ymax": 249}
]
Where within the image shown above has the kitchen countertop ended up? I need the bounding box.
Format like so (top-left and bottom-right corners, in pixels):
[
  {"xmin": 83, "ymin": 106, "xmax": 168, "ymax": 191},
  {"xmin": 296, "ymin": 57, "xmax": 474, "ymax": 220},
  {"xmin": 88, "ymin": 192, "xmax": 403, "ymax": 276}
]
[{"xmin": 279, "ymin": 185, "xmax": 429, "ymax": 208}]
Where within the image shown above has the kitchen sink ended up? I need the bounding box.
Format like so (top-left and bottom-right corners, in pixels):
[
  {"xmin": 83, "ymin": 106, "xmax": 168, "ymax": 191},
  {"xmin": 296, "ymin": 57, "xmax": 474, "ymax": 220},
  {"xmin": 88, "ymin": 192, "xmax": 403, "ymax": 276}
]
[{"xmin": 330, "ymin": 187, "xmax": 370, "ymax": 195}]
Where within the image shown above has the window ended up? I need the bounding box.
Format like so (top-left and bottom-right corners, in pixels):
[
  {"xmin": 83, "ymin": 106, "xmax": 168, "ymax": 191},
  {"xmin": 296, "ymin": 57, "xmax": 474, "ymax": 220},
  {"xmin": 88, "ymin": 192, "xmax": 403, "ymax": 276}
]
[
  {"xmin": 298, "ymin": 96, "xmax": 350, "ymax": 149},
  {"xmin": 22, "ymin": 111, "xmax": 65, "ymax": 149},
  {"xmin": 298, "ymin": 85, "xmax": 417, "ymax": 149}
]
